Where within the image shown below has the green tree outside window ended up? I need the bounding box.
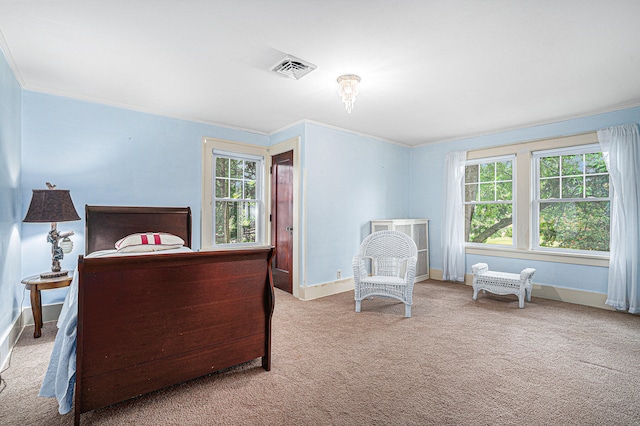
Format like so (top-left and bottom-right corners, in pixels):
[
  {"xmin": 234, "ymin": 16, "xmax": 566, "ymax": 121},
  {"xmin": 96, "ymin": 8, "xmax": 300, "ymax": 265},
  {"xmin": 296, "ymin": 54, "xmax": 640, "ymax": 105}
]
[
  {"xmin": 536, "ymin": 151, "xmax": 610, "ymax": 252},
  {"xmin": 214, "ymin": 156, "xmax": 259, "ymax": 244},
  {"xmin": 464, "ymin": 158, "xmax": 513, "ymax": 245}
]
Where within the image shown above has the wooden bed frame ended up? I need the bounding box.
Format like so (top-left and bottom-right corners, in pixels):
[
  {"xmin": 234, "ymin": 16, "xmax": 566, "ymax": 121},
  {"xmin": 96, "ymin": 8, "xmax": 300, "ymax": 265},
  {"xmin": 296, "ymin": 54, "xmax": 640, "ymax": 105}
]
[{"xmin": 74, "ymin": 205, "xmax": 275, "ymax": 425}]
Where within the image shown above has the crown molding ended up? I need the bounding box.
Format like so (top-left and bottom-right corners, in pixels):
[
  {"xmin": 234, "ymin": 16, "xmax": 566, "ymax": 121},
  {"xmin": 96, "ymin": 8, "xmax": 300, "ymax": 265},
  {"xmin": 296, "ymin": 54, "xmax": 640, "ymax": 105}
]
[
  {"xmin": 0, "ymin": 28, "xmax": 25, "ymax": 87},
  {"xmin": 270, "ymin": 119, "xmax": 409, "ymax": 148}
]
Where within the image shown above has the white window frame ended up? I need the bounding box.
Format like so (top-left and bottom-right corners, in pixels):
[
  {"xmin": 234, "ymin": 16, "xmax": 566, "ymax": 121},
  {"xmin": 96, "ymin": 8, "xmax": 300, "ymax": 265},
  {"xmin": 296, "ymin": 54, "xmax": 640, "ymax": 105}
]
[
  {"xmin": 531, "ymin": 144, "xmax": 611, "ymax": 255},
  {"xmin": 202, "ymin": 138, "xmax": 270, "ymax": 250},
  {"xmin": 464, "ymin": 132, "xmax": 609, "ymax": 267},
  {"xmin": 464, "ymin": 154, "xmax": 516, "ymax": 248}
]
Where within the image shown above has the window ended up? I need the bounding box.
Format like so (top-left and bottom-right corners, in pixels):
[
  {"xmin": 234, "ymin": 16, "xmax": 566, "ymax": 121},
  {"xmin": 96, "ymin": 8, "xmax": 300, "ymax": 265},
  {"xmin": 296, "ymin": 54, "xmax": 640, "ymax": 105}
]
[
  {"xmin": 201, "ymin": 138, "xmax": 268, "ymax": 250},
  {"xmin": 463, "ymin": 133, "xmax": 611, "ymax": 264},
  {"xmin": 464, "ymin": 156, "xmax": 514, "ymax": 246},
  {"xmin": 213, "ymin": 151, "xmax": 264, "ymax": 246},
  {"xmin": 533, "ymin": 145, "xmax": 610, "ymax": 253}
]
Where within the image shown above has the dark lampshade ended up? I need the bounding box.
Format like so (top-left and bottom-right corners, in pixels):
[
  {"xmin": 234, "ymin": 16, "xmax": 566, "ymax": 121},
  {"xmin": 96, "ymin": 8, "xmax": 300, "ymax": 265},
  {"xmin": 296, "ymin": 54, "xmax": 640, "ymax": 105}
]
[{"xmin": 23, "ymin": 189, "xmax": 80, "ymax": 223}]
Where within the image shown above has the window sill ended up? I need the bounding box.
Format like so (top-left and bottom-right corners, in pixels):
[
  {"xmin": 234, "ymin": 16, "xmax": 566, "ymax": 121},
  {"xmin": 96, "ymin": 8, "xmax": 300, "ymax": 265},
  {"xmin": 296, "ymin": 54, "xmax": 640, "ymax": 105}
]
[{"xmin": 465, "ymin": 245, "xmax": 609, "ymax": 267}]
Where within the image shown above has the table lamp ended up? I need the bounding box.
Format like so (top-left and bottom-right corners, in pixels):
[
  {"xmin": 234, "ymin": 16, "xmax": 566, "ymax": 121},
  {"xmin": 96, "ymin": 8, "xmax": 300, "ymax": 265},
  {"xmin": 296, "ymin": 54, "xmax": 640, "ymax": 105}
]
[{"xmin": 23, "ymin": 182, "xmax": 80, "ymax": 279}]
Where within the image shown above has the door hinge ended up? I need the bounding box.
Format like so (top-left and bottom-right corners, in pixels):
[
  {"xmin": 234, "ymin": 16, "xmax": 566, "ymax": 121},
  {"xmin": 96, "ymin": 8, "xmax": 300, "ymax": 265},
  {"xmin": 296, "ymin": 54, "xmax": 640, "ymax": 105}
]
[{"xmin": 269, "ymin": 214, "xmax": 272, "ymax": 222}]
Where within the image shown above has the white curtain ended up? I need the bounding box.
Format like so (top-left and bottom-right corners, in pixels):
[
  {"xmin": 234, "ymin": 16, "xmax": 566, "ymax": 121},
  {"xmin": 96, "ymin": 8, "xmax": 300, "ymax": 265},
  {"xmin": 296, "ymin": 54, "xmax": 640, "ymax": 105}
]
[
  {"xmin": 442, "ymin": 150, "xmax": 467, "ymax": 282},
  {"xmin": 597, "ymin": 123, "xmax": 640, "ymax": 314}
]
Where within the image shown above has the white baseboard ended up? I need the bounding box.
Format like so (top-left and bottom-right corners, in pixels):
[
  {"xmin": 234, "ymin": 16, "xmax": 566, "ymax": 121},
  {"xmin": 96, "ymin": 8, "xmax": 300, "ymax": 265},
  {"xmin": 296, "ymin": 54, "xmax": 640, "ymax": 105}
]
[
  {"xmin": 0, "ymin": 303, "xmax": 64, "ymax": 370},
  {"xmin": 429, "ymin": 268, "xmax": 444, "ymax": 281},
  {"xmin": 289, "ymin": 266, "xmax": 613, "ymax": 312},
  {"xmin": 0, "ymin": 314, "xmax": 22, "ymax": 371},
  {"xmin": 21, "ymin": 303, "xmax": 64, "ymax": 326},
  {"xmin": 300, "ymin": 269, "xmax": 449, "ymax": 301},
  {"xmin": 528, "ymin": 283, "xmax": 612, "ymax": 310},
  {"xmin": 300, "ymin": 278, "xmax": 354, "ymax": 301},
  {"xmin": 450, "ymin": 269, "xmax": 612, "ymax": 311}
]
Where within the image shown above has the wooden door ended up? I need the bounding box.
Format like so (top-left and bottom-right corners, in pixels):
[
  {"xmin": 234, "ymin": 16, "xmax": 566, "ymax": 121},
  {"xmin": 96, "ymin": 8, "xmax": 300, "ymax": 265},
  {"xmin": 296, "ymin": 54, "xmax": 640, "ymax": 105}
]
[{"xmin": 271, "ymin": 150, "xmax": 294, "ymax": 293}]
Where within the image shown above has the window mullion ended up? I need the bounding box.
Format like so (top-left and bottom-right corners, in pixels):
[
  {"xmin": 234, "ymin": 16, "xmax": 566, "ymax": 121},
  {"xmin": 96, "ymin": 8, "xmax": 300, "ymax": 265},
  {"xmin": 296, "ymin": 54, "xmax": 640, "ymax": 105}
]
[
  {"xmin": 493, "ymin": 163, "xmax": 498, "ymax": 201},
  {"xmin": 515, "ymin": 149, "xmax": 530, "ymax": 250}
]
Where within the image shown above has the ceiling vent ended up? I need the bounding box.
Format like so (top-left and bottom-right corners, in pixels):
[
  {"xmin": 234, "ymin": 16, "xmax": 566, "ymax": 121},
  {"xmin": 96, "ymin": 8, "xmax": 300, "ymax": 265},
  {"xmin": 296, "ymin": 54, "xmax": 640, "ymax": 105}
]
[{"xmin": 271, "ymin": 55, "xmax": 317, "ymax": 80}]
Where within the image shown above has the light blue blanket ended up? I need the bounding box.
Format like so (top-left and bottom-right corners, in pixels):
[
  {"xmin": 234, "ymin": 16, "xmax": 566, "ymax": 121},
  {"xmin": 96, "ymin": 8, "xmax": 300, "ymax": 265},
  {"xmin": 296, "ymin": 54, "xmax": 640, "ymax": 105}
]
[{"xmin": 38, "ymin": 269, "xmax": 79, "ymax": 414}]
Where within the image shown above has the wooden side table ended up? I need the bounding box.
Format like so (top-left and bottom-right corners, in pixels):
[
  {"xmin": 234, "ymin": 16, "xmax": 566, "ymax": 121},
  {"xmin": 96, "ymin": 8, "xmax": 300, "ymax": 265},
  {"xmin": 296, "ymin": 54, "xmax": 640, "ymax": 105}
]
[{"xmin": 21, "ymin": 273, "xmax": 73, "ymax": 338}]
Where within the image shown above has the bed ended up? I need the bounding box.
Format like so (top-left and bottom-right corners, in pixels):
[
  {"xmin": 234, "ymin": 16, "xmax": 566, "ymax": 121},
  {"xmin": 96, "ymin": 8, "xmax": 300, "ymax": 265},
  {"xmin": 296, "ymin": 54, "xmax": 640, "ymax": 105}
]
[{"xmin": 40, "ymin": 205, "xmax": 275, "ymax": 426}]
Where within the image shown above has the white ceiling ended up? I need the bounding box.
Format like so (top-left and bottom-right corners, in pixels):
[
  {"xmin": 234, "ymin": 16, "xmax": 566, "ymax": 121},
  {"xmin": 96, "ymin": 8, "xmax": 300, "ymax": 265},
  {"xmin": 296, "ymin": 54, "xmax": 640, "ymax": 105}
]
[{"xmin": 2, "ymin": 0, "xmax": 640, "ymax": 146}]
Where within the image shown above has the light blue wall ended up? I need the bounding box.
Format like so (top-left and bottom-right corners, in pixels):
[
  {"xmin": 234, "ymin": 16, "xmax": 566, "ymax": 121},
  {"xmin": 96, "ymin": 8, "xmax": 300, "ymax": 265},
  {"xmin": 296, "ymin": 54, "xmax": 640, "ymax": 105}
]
[
  {"xmin": 21, "ymin": 91, "xmax": 270, "ymax": 306},
  {"xmin": 14, "ymin": 67, "xmax": 640, "ymax": 309},
  {"xmin": 0, "ymin": 49, "xmax": 22, "ymax": 345},
  {"xmin": 303, "ymin": 124, "xmax": 410, "ymax": 285},
  {"xmin": 410, "ymin": 107, "xmax": 640, "ymax": 294},
  {"xmin": 270, "ymin": 122, "xmax": 411, "ymax": 287},
  {"xmin": 19, "ymin": 93, "xmax": 411, "ymax": 300}
]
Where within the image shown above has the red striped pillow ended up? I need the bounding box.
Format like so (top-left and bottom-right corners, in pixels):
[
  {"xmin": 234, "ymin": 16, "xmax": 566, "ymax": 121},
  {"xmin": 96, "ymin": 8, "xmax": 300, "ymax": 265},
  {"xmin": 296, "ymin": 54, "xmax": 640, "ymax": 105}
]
[{"xmin": 115, "ymin": 233, "xmax": 185, "ymax": 253}]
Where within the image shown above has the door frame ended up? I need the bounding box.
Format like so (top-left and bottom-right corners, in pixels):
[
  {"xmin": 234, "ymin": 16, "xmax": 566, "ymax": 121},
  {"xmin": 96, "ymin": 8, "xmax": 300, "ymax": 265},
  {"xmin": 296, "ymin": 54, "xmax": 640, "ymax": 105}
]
[{"xmin": 269, "ymin": 137, "xmax": 301, "ymax": 299}]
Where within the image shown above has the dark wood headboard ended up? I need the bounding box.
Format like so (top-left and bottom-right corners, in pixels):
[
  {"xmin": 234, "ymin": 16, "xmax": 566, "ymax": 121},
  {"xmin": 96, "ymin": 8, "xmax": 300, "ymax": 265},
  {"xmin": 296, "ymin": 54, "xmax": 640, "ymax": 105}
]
[{"xmin": 84, "ymin": 205, "xmax": 192, "ymax": 254}]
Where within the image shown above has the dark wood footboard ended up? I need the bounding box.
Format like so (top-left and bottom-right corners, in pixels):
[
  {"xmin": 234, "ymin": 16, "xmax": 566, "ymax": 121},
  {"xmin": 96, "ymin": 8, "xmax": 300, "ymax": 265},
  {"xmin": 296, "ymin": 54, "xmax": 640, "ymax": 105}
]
[{"xmin": 74, "ymin": 247, "xmax": 275, "ymax": 425}]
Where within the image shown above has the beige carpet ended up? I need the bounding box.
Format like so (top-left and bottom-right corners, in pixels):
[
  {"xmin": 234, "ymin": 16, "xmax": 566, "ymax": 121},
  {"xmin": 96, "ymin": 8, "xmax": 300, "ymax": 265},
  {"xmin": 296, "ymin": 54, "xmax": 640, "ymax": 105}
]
[{"xmin": 1, "ymin": 280, "xmax": 639, "ymax": 425}]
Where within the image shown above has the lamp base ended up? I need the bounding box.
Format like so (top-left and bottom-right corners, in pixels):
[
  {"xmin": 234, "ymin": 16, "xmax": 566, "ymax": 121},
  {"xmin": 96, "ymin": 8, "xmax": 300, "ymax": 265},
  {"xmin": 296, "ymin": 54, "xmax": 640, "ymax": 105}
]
[{"xmin": 40, "ymin": 270, "xmax": 69, "ymax": 279}]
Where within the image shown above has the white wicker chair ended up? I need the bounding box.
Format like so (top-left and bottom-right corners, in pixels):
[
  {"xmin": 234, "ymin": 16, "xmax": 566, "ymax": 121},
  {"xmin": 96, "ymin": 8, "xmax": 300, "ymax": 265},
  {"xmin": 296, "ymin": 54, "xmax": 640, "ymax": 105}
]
[
  {"xmin": 353, "ymin": 230, "xmax": 418, "ymax": 317},
  {"xmin": 471, "ymin": 263, "xmax": 536, "ymax": 308}
]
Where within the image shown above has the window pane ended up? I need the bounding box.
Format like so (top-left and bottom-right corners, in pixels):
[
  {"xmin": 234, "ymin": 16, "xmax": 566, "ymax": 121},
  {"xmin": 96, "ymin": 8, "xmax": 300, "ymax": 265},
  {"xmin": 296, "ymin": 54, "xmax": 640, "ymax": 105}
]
[
  {"xmin": 215, "ymin": 157, "xmax": 229, "ymax": 178},
  {"xmin": 562, "ymin": 154, "xmax": 583, "ymax": 176},
  {"xmin": 479, "ymin": 183, "xmax": 495, "ymax": 202},
  {"xmin": 245, "ymin": 180, "xmax": 256, "ymax": 199},
  {"xmin": 496, "ymin": 181, "xmax": 512, "ymax": 201},
  {"xmin": 465, "ymin": 164, "xmax": 479, "ymax": 184},
  {"xmin": 479, "ymin": 163, "xmax": 495, "ymax": 182},
  {"xmin": 230, "ymin": 159, "xmax": 243, "ymax": 179},
  {"xmin": 244, "ymin": 161, "xmax": 257, "ymax": 180},
  {"xmin": 215, "ymin": 201, "xmax": 257, "ymax": 244},
  {"xmin": 465, "ymin": 203, "xmax": 512, "ymax": 245},
  {"xmin": 585, "ymin": 175, "xmax": 609, "ymax": 198},
  {"xmin": 540, "ymin": 156, "xmax": 559, "ymax": 178},
  {"xmin": 230, "ymin": 180, "xmax": 242, "ymax": 199},
  {"xmin": 215, "ymin": 178, "xmax": 228, "ymax": 198},
  {"xmin": 585, "ymin": 152, "xmax": 607, "ymax": 174},
  {"xmin": 562, "ymin": 177, "xmax": 583, "ymax": 198},
  {"xmin": 540, "ymin": 178, "xmax": 559, "ymax": 199},
  {"xmin": 215, "ymin": 201, "xmax": 231, "ymax": 244},
  {"xmin": 465, "ymin": 183, "xmax": 478, "ymax": 202},
  {"xmin": 496, "ymin": 160, "xmax": 512, "ymax": 181},
  {"xmin": 240, "ymin": 202, "xmax": 257, "ymax": 243},
  {"xmin": 538, "ymin": 201, "xmax": 610, "ymax": 251}
]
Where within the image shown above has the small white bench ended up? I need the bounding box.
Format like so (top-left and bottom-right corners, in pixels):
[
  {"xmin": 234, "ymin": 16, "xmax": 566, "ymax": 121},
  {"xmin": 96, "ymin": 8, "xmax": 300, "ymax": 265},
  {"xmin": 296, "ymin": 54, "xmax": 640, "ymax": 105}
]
[{"xmin": 471, "ymin": 263, "xmax": 535, "ymax": 308}]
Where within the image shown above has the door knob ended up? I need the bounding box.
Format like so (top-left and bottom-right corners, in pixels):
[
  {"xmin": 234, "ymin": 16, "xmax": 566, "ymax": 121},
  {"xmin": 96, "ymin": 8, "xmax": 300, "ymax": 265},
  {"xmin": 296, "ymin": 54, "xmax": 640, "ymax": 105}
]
[{"xmin": 286, "ymin": 226, "xmax": 293, "ymax": 232}]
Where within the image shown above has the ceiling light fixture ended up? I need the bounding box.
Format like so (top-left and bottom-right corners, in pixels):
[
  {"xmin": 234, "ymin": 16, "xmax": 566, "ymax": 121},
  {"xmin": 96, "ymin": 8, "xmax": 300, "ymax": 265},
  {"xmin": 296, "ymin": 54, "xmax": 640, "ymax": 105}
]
[{"xmin": 337, "ymin": 74, "xmax": 361, "ymax": 113}]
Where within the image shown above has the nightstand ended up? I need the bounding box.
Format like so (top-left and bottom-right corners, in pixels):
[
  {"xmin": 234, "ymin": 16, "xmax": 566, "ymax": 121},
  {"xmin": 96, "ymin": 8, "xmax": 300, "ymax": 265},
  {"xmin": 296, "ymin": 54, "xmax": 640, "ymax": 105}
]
[{"xmin": 21, "ymin": 273, "xmax": 73, "ymax": 338}]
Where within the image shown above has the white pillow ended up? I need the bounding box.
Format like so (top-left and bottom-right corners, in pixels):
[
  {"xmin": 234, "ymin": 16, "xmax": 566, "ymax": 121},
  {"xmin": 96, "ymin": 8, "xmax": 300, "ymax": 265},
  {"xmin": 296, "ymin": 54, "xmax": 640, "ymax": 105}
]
[{"xmin": 115, "ymin": 232, "xmax": 185, "ymax": 253}]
